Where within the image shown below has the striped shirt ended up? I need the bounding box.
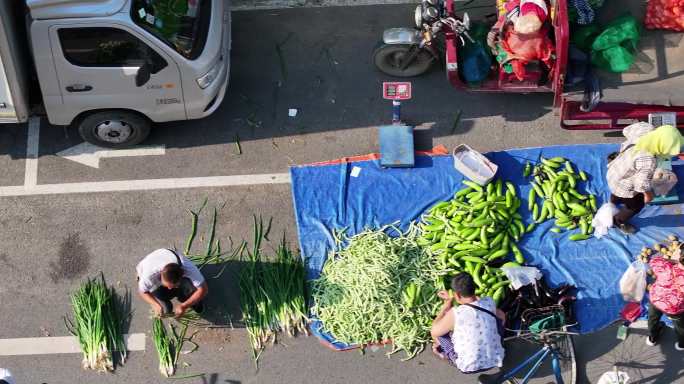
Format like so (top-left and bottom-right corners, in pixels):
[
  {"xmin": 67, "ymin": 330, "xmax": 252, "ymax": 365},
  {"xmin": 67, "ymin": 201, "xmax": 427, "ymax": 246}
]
[{"xmin": 607, "ymin": 147, "xmax": 657, "ymax": 198}]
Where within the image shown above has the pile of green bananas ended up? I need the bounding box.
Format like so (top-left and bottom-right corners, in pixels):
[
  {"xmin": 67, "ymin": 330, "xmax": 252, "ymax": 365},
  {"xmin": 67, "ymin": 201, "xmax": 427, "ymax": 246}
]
[
  {"xmin": 523, "ymin": 156, "xmax": 597, "ymax": 241},
  {"xmin": 418, "ymin": 179, "xmax": 528, "ymax": 303}
]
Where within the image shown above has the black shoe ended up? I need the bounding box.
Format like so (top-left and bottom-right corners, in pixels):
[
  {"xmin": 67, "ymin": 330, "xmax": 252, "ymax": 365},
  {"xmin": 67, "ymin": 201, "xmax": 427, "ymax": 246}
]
[
  {"xmin": 617, "ymin": 223, "xmax": 637, "ymax": 235},
  {"xmin": 676, "ymin": 342, "xmax": 684, "ymax": 351}
]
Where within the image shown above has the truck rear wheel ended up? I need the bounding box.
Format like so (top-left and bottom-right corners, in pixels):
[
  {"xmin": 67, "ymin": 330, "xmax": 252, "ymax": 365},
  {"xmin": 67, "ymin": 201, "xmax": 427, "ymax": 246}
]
[{"xmin": 77, "ymin": 110, "xmax": 151, "ymax": 149}]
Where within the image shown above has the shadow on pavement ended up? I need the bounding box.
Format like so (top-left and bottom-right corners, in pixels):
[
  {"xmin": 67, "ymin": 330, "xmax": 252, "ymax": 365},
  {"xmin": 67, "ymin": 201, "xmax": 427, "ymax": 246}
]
[
  {"xmin": 201, "ymin": 261, "xmax": 244, "ymax": 327},
  {"xmin": 580, "ymin": 323, "xmax": 684, "ymax": 384},
  {"xmin": 201, "ymin": 373, "xmax": 241, "ymax": 384}
]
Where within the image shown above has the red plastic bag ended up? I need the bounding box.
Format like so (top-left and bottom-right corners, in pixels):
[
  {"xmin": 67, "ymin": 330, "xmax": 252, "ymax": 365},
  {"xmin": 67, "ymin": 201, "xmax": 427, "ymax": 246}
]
[
  {"xmin": 645, "ymin": 0, "xmax": 684, "ymax": 31},
  {"xmin": 620, "ymin": 302, "xmax": 642, "ymax": 322},
  {"xmin": 501, "ymin": 27, "xmax": 555, "ymax": 80}
]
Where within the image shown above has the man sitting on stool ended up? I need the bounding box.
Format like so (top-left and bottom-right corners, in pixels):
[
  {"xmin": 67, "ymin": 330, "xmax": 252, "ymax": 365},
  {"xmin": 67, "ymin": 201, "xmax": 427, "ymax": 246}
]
[{"xmin": 136, "ymin": 248, "xmax": 208, "ymax": 318}]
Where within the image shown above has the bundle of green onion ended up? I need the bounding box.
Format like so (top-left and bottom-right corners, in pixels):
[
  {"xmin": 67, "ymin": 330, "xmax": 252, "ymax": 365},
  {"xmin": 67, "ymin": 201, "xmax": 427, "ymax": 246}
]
[
  {"xmin": 239, "ymin": 216, "xmax": 308, "ymax": 365},
  {"xmin": 66, "ymin": 274, "xmax": 127, "ymax": 372},
  {"xmin": 311, "ymin": 224, "xmax": 445, "ymax": 360},
  {"xmin": 184, "ymin": 200, "xmax": 247, "ymax": 276},
  {"xmin": 151, "ymin": 312, "xmax": 200, "ymax": 378},
  {"xmin": 152, "ymin": 317, "xmax": 175, "ymax": 377}
]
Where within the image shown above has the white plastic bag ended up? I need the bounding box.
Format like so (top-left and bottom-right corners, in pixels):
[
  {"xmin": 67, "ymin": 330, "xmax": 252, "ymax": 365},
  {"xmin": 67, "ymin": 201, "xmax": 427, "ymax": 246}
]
[
  {"xmin": 501, "ymin": 266, "xmax": 542, "ymax": 290},
  {"xmin": 652, "ymin": 168, "xmax": 677, "ymax": 196},
  {"xmin": 619, "ymin": 261, "xmax": 648, "ymax": 303},
  {"xmin": 597, "ymin": 370, "xmax": 630, "ymax": 384},
  {"xmin": 592, "ymin": 203, "xmax": 620, "ymax": 239}
]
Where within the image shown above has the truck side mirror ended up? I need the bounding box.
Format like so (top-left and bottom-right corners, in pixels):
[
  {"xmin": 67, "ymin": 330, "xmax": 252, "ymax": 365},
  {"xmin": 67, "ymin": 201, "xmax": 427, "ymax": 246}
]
[{"xmin": 135, "ymin": 63, "xmax": 151, "ymax": 87}]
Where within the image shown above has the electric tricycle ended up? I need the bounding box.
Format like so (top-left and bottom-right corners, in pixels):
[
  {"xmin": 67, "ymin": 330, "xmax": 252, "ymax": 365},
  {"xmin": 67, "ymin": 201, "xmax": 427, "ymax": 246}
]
[{"xmin": 373, "ymin": 0, "xmax": 684, "ymax": 130}]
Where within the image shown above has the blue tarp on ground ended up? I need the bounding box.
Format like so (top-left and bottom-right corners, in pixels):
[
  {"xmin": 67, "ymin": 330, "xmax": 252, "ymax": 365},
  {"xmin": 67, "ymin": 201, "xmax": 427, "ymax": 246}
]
[{"xmin": 290, "ymin": 144, "xmax": 684, "ymax": 348}]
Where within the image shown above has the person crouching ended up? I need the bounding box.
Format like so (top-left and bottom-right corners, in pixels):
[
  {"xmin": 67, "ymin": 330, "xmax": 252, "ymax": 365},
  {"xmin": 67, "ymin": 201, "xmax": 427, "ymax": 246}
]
[
  {"xmin": 136, "ymin": 248, "xmax": 208, "ymax": 318},
  {"xmin": 430, "ymin": 273, "xmax": 505, "ymax": 373}
]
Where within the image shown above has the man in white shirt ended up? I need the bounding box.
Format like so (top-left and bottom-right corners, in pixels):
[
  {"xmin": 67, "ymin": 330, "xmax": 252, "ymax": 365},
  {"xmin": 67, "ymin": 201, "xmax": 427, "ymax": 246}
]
[
  {"xmin": 0, "ymin": 368, "xmax": 15, "ymax": 384},
  {"xmin": 136, "ymin": 248, "xmax": 208, "ymax": 317}
]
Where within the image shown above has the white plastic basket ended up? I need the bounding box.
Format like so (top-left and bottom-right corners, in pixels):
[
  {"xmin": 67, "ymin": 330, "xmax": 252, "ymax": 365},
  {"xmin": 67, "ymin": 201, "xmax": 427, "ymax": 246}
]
[{"xmin": 452, "ymin": 144, "xmax": 498, "ymax": 185}]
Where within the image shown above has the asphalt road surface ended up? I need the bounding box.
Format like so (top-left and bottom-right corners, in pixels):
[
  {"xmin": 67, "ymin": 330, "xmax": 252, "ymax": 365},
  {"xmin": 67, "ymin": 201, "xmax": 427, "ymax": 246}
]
[{"xmin": 0, "ymin": 4, "xmax": 681, "ymax": 384}]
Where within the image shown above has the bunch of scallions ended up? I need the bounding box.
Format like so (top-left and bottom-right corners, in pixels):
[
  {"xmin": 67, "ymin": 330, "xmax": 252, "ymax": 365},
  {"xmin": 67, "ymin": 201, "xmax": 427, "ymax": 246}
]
[
  {"xmin": 184, "ymin": 199, "xmax": 247, "ymax": 276},
  {"xmin": 65, "ymin": 274, "xmax": 128, "ymax": 372},
  {"xmin": 311, "ymin": 223, "xmax": 446, "ymax": 360},
  {"xmin": 239, "ymin": 216, "xmax": 308, "ymax": 366},
  {"xmin": 152, "ymin": 311, "xmax": 201, "ymax": 378},
  {"xmin": 152, "ymin": 317, "xmax": 175, "ymax": 377}
]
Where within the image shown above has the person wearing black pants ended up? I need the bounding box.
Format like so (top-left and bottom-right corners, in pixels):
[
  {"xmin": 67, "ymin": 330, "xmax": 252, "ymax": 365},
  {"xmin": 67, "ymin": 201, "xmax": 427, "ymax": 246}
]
[
  {"xmin": 136, "ymin": 249, "xmax": 209, "ymax": 318},
  {"xmin": 646, "ymin": 253, "xmax": 684, "ymax": 351},
  {"xmin": 647, "ymin": 304, "xmax": 684, "ymax": 350},
  {"xmin": 610, "ymin": 192, "xmax": 650, "ymax": 228},
  {"xmin": 606, "ymin": 122, "xmax": 658, "ymax": 235},
  {"xmin": 151, "ymin": 276, "xmax": 205, "ymax": 315}
]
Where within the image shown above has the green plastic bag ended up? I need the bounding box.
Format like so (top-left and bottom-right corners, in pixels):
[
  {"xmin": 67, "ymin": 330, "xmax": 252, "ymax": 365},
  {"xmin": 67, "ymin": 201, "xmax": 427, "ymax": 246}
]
[
  {"xmin": 590, "ymin": 14, "xmax": 641, "ymax": 73},
  {"xmin": 592, "ymin": 14, "xmax": 641, "ymax": 51},
  {"xmin": 591, "ymin": 45, "xmax": 635, "ymax": 73}
]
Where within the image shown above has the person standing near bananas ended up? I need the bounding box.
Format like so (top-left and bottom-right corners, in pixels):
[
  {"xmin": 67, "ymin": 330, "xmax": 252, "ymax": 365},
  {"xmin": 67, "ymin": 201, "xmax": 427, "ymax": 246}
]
[{"xmin": 607, "ymin": 123, "xmax": 684, "ymax": 234}]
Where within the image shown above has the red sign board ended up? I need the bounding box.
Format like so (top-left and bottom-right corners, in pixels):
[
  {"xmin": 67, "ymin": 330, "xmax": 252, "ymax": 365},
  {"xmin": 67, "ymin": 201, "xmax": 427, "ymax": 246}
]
[{"xmin": 382, "ymin": 82, "xmax": 412, "ymax": 100}]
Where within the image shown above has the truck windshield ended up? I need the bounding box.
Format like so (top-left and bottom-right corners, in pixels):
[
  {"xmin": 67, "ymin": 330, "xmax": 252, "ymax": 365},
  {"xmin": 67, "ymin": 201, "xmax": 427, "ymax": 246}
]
[{"xmin": 131, "ymin": 0, "xmax": 211, "ymax": 60}]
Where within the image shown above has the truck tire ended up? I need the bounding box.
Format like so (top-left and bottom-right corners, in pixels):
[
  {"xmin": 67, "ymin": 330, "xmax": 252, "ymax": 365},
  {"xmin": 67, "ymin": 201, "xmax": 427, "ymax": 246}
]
[{"xmin": 77, "ymin": 110, "xmax": 151, "ymax": 149}]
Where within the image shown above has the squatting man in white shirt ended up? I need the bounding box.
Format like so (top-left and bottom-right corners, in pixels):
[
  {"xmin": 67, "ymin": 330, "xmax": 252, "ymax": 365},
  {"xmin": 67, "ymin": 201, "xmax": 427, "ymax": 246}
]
[{"xmin": 136, "ymin": 248, "xmax": 209, "ymax": 318}]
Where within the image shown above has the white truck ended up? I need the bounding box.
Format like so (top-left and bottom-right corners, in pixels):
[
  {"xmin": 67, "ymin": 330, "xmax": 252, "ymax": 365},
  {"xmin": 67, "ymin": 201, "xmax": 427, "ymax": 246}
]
[{"xmin": 0, "ymin": 0, "xmax": 231, "ymax": 148}]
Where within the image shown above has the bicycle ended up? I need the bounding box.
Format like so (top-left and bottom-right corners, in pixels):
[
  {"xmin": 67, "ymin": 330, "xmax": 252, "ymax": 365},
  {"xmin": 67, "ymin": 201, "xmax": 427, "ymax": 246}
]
[{"xmin": 478, "ymin": 305, "xmax": 578, "ymax": 384}]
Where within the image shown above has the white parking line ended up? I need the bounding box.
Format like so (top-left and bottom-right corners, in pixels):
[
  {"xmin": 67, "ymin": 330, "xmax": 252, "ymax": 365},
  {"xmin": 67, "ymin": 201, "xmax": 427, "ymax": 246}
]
[
  {"xmin": 23, "ymin": 117, "xmax": 40, "ymax": 187},
  {"xmin": 0, "ymin": 173, "xmax": 291, "ymax": 197},
  {"xmin": 0, "ymin": 333, "xmax": 145, "ymax": 356}
]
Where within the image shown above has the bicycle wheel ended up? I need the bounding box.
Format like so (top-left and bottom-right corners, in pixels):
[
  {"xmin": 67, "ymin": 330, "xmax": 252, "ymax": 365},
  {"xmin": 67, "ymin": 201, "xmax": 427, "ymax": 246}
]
[{"xmin": 553, "ymin": 333, "xmax": 577, "ymax": 384}]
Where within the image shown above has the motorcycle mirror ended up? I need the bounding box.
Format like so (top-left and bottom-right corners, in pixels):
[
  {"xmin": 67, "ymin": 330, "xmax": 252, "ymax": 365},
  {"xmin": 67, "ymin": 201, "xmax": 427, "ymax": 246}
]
[{"xmin": 463, "ymin": 12, "xmax": 470, "ymax": 29}]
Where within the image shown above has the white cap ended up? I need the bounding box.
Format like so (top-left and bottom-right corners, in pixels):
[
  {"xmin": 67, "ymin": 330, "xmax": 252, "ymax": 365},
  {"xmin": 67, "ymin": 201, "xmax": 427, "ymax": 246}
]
[{"xmin": 0, "ymin": 368, "xmax": 15, "ymax": 384}]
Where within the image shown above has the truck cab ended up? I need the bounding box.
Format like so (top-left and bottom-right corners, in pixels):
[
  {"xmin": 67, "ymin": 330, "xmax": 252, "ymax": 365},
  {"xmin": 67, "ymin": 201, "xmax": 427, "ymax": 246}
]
[{"xmin": 25, "ymin": 0, "xmax": 231, "ymax": 147}]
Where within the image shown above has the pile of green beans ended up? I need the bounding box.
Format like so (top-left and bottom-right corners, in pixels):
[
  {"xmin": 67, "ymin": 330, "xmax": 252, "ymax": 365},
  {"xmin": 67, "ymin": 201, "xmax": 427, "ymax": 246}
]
[
  {"xmin": 311, "ymin": 224, "xmax": 444, "ymax": 360},
  {"xmin": 524, "ymin": 157, "xmax": 597, "ymax": 241},
  {"xmin": 418, "ymin": 179, "xmax": 528, "ymax": 303}
]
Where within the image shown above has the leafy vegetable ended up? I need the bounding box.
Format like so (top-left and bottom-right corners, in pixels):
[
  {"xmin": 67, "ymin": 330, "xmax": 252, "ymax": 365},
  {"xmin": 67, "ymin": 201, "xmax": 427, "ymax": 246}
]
[
  {"xmin": 65, "ymin": 274, "xmax": 128, "ymax": 372},
  {"xmin": 239, "ymin": 216, "xmax": 308, "ymax": 366}
]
